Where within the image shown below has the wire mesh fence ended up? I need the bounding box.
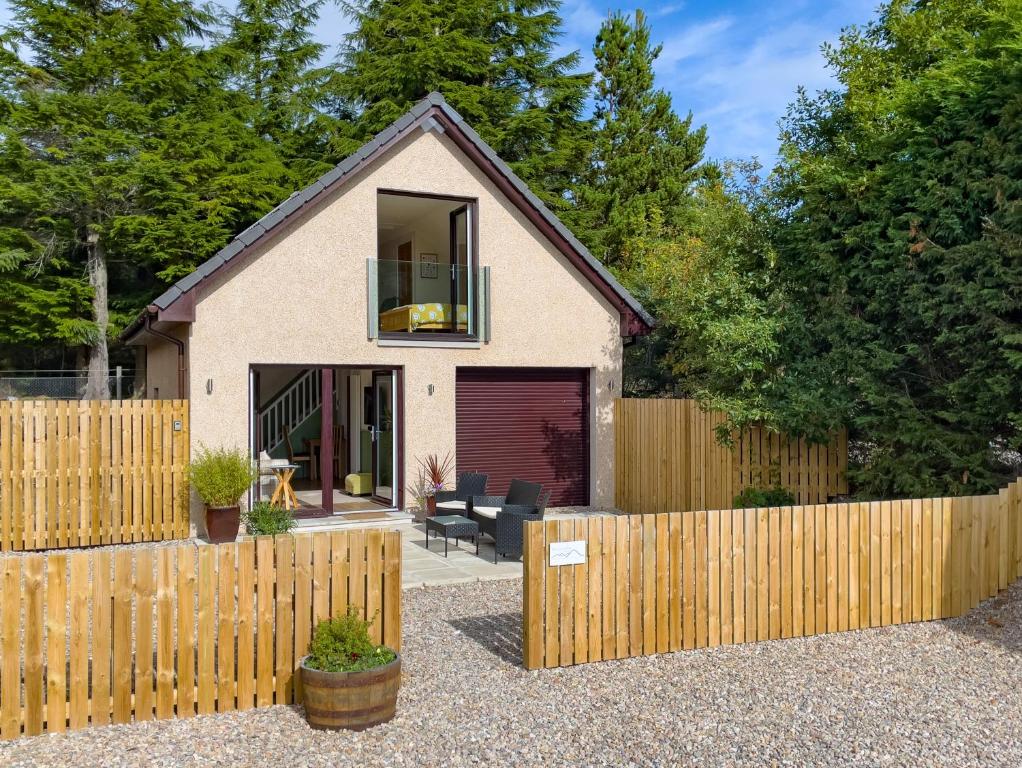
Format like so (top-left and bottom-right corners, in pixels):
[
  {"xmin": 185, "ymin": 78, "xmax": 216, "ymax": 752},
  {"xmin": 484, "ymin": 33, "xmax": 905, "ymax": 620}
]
[{"xmin": 0, "ymin": 369, "xmax": 138, "ymax": 399}]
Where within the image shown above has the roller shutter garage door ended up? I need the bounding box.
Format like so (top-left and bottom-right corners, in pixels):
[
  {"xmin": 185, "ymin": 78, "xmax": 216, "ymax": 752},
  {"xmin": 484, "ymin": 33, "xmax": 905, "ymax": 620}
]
[{"xmin": 456, "ymin": 368, "xmax": 590, "ymax": 506}]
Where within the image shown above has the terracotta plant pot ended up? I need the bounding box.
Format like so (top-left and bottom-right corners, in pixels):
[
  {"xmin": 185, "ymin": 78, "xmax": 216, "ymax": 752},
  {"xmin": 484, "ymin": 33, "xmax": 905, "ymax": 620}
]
[
  {"xmin": 425, "ymin": 496, "xmax": 437, "ymax": 517},
  {"xmin": 205, "ymin": 505, "xmax": 241, "ymax": 544},
  {"xmin": 299, "ymin": 654, "xmax": 401, "ymax": 731}
]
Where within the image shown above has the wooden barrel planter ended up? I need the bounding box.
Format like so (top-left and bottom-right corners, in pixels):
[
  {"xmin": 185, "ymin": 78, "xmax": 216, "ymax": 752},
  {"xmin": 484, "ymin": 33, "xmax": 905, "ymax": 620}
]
[{"xmin": 299, "ymin": 654, "xmax": 401, "ymax": 731}]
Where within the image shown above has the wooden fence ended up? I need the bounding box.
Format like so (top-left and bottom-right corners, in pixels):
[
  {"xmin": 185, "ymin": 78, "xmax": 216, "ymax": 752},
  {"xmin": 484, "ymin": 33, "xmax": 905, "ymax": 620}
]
[
  {"xmin": 0, "ymin": 529, "xmax": 401, "ymax": 739},
  {"xmin": 614, "ymin": 398, "xmax": 848, "ymax": 514},
  {"xmin": 522, "ymin": 479, "xmax": 1021, "ymax": 669},
  {"xmin": 0, "ymin": 399, "xmax": 189, "ymax": 551}
]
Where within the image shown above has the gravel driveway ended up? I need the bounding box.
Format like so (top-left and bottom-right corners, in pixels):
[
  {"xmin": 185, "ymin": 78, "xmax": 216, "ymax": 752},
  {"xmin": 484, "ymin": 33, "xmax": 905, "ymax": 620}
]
[{"xmin": 1, "ymin": 577, "xmax": 1020, "ymax": 767}]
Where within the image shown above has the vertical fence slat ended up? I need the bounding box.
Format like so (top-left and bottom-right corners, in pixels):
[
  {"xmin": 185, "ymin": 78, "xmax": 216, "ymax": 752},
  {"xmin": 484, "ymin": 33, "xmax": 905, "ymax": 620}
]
[
  {"xmin": 197, "ymin": 546, "xmax": 216, "ymax": 715},
  {"xmin": 177, "ymin": 546, "xmax": 196, "ymax": 719},
  {"xmin": 543, "ymin": 518, "xmax": 560, "ymax": 666},
  {"xmin": 575, "ymin": 518, "xmax": 590, "ymax": 664},
  {"xmin": 217, "ymin": 545, "xmax": 237, "ymax": 713},
  {"xmin": 602, "ymin": 516, "xmax": 617, "ymax": 659},
  {"xmin": 46, "ymin": 553, "xmax": 68, "ymax": 733},
  {"xmin": 682, "ymin": 511, "xmax": 696, "ymax": 649},
  {"xmin": 256, "ymin": 536, "xmax": 275, "ymax": 707},
  {"xmin": 156, "ymin": 548, "xmax": 176, "ymax": 720},
  {"xmin": 718, "ymin": 511, "xmax": 733, "ymax": 646},
  {"xmin": 23, "ymin": 555, "xmax": 44, "ymax": 735},
  {"xmin": 589, "ymin": 518, "xmax": 604, "ymax": 661},
  {"xmin": 0, "ymin": 558, "xmax": 20, "ymax": 738},
  {"xmin": 732, "ymin": 508, "xmax": 746, "ymax": 643},
  {"xmin": 274, "ymin": 535, "xmax": 295, "ymax": 704},
  {"xmin": 134, "ymin": 550, "xmax": 155, "ymax": 722},
  {"xmin": 236, "ymin": 540, "xmax": 256, "ymax": 712},
  {"xmin": 68, "ymin": 553, "xmax": 90, "ymax": 730}
]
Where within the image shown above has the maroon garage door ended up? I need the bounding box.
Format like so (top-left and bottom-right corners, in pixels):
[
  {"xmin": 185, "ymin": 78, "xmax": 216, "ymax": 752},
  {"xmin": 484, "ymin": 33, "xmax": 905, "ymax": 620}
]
[{"xmin": 456, "ymin": 368, "xmax": 590, "ymax": 506}]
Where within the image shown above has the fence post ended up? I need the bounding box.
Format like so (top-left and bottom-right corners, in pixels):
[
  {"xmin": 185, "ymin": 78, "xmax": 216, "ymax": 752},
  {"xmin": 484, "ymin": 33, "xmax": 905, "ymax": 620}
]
[{"xmin": 115, "ymin": 366, "xmax": 122, "ymax": 400}]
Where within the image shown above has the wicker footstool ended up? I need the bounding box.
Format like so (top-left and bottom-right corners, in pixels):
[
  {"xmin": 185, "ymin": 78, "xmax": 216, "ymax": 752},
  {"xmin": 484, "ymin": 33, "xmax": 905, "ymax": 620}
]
[{"xmin": 424, "ymin": 515, "xmax": 479, "ymax": 557}]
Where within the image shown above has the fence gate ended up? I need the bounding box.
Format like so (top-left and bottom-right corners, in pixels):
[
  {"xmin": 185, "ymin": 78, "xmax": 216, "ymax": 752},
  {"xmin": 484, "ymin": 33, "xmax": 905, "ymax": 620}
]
[{"xmin": 0, "ymin": 399, "xmax": 189, "ymax": 551}]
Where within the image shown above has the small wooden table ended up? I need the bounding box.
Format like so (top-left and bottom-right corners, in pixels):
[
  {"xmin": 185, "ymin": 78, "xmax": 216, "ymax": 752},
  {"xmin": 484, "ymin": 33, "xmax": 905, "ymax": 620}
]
[{"xmin": 269, "ymin": 463, "xmax": 299, "ymax": 510}]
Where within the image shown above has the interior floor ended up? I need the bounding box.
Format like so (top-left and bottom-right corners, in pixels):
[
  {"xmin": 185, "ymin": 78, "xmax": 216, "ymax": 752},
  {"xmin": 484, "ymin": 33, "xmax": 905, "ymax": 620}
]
[{"xmin": 294, "ymin": 485, "xmax": 390, "ymax": 516}]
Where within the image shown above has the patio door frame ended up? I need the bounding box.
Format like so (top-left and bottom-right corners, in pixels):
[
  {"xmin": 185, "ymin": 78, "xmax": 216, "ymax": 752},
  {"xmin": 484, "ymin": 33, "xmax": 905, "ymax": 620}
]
[
  {"xmin": 370, "ymin": 369, "xmax": 398, "ymax": 506},
  {"xmin": 247, "ymin": 363, "xmax": 404, "ymax": 513}
]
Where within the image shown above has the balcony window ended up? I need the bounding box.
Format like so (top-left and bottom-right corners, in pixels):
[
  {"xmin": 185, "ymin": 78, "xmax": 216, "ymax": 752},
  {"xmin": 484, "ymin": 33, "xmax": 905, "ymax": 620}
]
[{"xmin": 369, "ymin": 192, "xmax": 489, "ymax": 341}]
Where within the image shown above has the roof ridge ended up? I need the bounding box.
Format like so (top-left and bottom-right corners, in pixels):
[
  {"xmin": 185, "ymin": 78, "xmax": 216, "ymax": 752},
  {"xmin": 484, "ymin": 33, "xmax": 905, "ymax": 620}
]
[{"xmin": 127, "ymin": 92, "xmax": 652, "ymax": 339}]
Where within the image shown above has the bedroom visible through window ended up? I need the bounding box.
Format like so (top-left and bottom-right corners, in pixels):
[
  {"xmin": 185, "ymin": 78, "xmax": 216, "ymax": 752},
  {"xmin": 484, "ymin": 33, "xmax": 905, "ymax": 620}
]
[{"xmin": 374, "ymin": 191, "xmax": 478, "ymax": 339}]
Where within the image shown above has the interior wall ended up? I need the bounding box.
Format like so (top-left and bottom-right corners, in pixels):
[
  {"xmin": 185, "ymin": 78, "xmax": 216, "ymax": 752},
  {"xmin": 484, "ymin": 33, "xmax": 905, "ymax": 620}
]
[{"xmin": 378, "ymin": 200, "xmax": 456, "ymax": 305}]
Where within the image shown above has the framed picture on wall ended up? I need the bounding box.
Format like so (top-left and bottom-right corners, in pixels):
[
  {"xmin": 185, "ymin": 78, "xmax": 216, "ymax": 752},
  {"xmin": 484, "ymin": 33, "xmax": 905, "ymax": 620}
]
[{"xmin": 419, "ymin": 252, "xmax": 438, "ymax": 279}]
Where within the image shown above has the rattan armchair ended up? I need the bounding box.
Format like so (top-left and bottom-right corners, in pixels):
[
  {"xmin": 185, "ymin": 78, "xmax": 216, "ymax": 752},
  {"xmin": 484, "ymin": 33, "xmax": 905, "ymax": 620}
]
[
  {"xmin": 434, "ymin": 472, "xmax": 488, "ymax": 516},
  {"xmin": 470, "ymin": 480, "xmax": 549, "ymax": 562}
]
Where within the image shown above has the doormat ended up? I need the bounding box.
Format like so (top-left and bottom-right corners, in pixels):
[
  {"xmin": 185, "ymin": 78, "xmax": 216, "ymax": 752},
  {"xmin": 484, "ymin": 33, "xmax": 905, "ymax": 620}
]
[
  {"xmin": 293, "ymin": 508, "xmax": 333, "ymax": 519},
  {"xmin": 333, "ymin": 502, "xmax": 385, "ymax": 512},
  {"xmin": 338, "ymin": 511, "xmax": 393, "ymax": 521}
]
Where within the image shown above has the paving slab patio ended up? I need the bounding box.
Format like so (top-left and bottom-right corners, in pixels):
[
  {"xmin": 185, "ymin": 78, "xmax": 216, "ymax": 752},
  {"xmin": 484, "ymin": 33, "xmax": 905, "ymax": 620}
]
[
  {"xmin": 399, "ymin": 510, "xmax": 619, "ymax": 588},
  {"xmin": 400, "ymin": 521, "xmax": 523, "ymax": 587}
]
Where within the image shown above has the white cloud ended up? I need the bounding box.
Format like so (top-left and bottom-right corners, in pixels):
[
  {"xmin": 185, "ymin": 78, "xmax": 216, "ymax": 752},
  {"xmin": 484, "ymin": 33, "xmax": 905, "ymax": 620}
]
[
  {"xmin": 652, "ymin": 2, "xmax": 877, "ymax": 164},
  {"xmin": 655, "ymin": 16, "xmax": 735, "ymax": 71}
]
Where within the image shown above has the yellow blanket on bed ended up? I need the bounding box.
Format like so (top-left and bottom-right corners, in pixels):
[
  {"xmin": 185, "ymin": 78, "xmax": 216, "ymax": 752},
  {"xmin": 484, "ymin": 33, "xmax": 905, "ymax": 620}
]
[{"xmin": 379, "ymin": 303, "xmax": 468, "ymax": 332}]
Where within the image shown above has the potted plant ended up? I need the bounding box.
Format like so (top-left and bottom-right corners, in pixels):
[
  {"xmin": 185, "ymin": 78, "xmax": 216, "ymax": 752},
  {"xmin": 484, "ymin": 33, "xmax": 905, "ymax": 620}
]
[
  {"xmin": 416, "ymin": 452, "xmax": 454, "ymax": 517},
  {"xmin": 188, "ymin": 445, "xmax": 258, "ymax": 543},
  {"xmin": 300, "ymin": 608, "xmax": 400, "ymax": 731}
]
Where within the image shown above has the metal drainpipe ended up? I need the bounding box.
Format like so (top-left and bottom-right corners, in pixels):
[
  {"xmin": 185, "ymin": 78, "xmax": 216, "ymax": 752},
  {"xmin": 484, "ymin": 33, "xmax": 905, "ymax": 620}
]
[{"xmin": 144, "ymin": 310, "xmax": 187, "ymax": 398}]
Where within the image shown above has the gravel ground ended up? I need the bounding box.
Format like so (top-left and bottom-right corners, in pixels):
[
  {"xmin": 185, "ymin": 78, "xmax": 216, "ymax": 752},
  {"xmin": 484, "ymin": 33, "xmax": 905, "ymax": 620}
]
[{"xmin": 2, "ymin": 578, "xmax": 1020, "ymax": 768}]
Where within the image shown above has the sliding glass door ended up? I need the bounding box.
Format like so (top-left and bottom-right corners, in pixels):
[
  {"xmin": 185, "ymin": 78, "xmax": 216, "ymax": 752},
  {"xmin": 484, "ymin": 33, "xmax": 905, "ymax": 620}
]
[{"xmin": 371, "ymin": 370, "xmax": 397, "ymax": 505}]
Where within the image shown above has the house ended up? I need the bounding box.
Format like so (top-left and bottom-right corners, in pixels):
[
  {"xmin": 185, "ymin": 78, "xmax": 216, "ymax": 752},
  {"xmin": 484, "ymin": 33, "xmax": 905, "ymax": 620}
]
[{"xmin": 122, "ymin": 92, "xmax": 653, "ymax": 528}]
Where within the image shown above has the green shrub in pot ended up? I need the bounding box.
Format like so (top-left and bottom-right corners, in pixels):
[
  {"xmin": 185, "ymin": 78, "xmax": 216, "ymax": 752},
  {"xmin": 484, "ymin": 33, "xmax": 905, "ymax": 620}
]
[
  {"xmin": 300, "ymin": 608, "xmax": 400, "ymax": 730},
  {"xmin": 188, "ymin": 445, "xmax": 257, "ymax": 543}
]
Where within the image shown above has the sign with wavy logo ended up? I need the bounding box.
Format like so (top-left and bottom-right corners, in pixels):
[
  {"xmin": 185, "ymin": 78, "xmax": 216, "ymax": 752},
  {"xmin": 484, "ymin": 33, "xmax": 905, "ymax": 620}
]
[{"xmin": 549, "ymin": 540, "xmax": 586, "ymax": 566}]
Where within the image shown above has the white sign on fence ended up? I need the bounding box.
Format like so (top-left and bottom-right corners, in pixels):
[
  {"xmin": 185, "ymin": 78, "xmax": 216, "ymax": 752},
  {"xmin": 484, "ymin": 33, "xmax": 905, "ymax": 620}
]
[{"xmin": 549, "ymin": 540, "xmax": 586, "ymax": 566}]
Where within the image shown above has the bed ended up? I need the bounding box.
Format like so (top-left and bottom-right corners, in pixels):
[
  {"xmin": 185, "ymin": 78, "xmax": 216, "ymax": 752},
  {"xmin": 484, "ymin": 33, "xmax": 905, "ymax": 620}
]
[{"xmin": 379, "ymin": 303, "xmax": 468, "ymax": 333}]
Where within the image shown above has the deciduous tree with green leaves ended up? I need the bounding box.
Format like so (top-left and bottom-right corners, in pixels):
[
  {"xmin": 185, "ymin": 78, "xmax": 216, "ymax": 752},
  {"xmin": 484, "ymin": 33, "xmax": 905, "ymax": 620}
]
[
  {"xmin": 624, "ymin": 161, "xmax": 787, "ymax": 428},
  {"xmin": 0, "ymin": 0, "xmax": 289, "ymax": 395},
  {"xmin": 773, "ymin": 0, "xmax": 1022, "ymax": 496}
]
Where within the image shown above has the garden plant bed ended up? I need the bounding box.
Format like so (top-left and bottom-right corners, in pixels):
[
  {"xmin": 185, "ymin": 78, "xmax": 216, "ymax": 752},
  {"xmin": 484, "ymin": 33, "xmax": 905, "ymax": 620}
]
[{"xmin": 1, "ymin": 578, "xmax": 1020, "ymax": 767}]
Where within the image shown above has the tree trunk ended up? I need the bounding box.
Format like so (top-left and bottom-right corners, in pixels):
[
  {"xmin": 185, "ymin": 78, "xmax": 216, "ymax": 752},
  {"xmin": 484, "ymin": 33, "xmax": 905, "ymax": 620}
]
[{"xmin": 84, "ymin": 228, "xmax": 110, "ymax": 400}]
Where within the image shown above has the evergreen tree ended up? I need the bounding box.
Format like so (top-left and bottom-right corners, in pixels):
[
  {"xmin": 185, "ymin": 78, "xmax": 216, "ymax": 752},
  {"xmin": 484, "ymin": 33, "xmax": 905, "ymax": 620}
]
[
  {"xmin": 219, "ymin": 0, "xmax": 335, "ymax": 183},
  {"xmin": 577, "ymin": 9, "xmax": 707, "ymax": 269},
  {"xmin": 0, "ymin": 0, "xmax": 289, "ymax": 395},
  {"xmin": 331, "ymin": 0, "xmax": 591, "ymax": 211},
  {"xmin": 773, "ymin": 0, "xmax": 1022, "ymax": 495}
]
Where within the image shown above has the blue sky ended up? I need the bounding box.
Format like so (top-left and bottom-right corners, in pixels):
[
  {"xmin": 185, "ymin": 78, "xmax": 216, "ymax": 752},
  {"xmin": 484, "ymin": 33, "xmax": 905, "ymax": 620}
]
[{"xmin": 0, "ymin": 0, "xmax": 880, "ymax": 164}]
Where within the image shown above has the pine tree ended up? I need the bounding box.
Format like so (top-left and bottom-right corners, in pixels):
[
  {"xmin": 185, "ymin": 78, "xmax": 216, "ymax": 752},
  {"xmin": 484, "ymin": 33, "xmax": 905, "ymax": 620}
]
[
  {"xmin": 0, "ymin": 0, "xmax": 289, "ymax": 395},
  {"xmin": 331, "ymin": 0, "xmax": 591, "ymax": 210},
  {"xmin": 219, "ymin": 0, "xmax": 335, "ymax": 183},
  {"xmin": 577, "ymin": 9, "xmax": 707, "ymax": 269}
]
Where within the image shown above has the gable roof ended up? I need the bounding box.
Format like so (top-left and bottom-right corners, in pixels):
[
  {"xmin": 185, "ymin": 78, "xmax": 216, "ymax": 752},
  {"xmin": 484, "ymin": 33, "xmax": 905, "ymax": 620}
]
[{"xmin": 124, "ymin": 92, "xmax": 653, "ymax": 339}]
